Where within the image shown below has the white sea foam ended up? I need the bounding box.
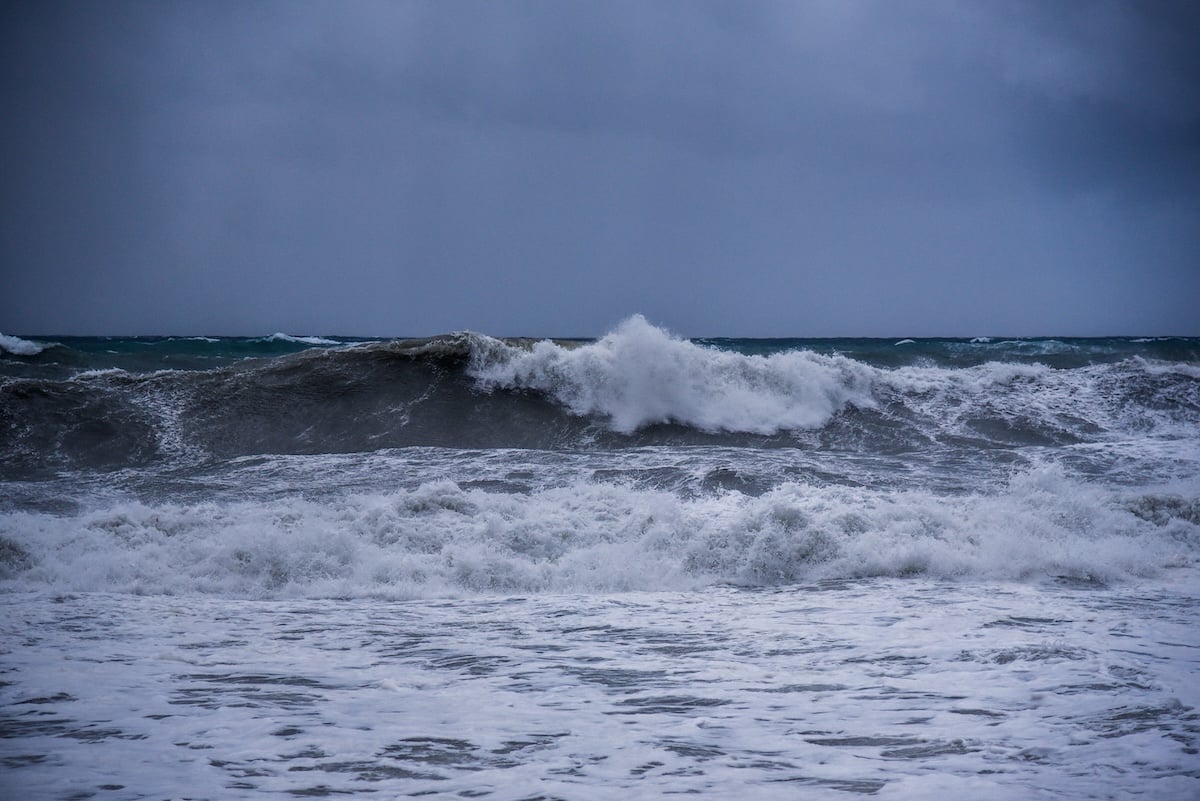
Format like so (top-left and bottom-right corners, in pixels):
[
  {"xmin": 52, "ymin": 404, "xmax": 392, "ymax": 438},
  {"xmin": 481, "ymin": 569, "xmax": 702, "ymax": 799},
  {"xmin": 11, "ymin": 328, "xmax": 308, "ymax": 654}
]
[
  {"xmin": 1135, "ymin": 357, "xmax": 1200, "ymax": 379},
  {"xmin": 0, "ymin": 333, "xmax": 45, "ymax": 356},
  {"xmin": 876, "ymin": 357, "xmax": 1200, "ymax": 445},
  {"xmin": 263, "ymin": 333, "xmax": 340, "ymax": 346},
  {"xmin": 463, "ymin": 318, "xmax": 1198, "ymax": 443},
  {"xmin": 2, "ymin": 465, "xmax": 1193, "ymax": 599},
  {"xmin": 4, "ymin": 576, "xmax": 1197, "ymax": 800},
  {"xmin": 70, "ymin": 368, "xmax": 130, "ymax": 380},
  {"xmin": 469, "ymin": 315, "xmax": 876, "ymax": 434}
]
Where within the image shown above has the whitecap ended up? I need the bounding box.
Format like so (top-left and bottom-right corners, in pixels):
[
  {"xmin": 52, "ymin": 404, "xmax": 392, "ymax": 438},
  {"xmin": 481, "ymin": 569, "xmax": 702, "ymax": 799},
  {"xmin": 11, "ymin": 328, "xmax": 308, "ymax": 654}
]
[
  {"xmin": 0, "ymin": 332, "xmax": 46, "ymax": 356},
  {"xmin": 3, "ymin": 464, "xmax": 1193, "ymax": 599},
  {"xmin": 467, "ymin": 315, "xmax": 877, "ymax": 435},
  {"xmin": 262, "ymin": 333, "xmax": 340, "ymax": 346}
]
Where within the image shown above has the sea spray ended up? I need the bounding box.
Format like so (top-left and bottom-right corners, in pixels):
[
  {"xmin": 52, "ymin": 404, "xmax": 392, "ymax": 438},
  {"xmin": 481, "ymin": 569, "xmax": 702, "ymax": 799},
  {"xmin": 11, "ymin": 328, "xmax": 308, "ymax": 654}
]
[{"xmin": 468, "ymin": 315, "xmax": 877, "ymax": 433}]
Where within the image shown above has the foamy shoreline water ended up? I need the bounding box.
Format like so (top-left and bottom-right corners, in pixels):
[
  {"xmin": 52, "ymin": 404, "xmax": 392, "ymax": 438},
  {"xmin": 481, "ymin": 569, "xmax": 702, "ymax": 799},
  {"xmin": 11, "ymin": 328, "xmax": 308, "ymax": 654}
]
[{"xmin": 3, "ymin": 577, "xmax": 1197, "ymax": 800}]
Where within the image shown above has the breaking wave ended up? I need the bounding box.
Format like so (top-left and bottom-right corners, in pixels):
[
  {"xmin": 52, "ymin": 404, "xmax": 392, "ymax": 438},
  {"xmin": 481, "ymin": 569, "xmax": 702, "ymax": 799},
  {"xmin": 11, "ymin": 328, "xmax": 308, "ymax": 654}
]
[
  {"xmin": 261, "ymin": 333, "xmax": 343, "ymax": 346},
  {"xmin": 1, "ymin": 466, "xmax": 1195, "ymax": 599},
  {"xmin": 468, "ymin": 316, "xmax": 876, "ymax": 434},
  {"xmin": 1, "ymin": 318, "xmax": 1198, "ymax": 475},
  {"xmin": 0, "ymin": 333, "xmax": 46, "ymax": 356}
]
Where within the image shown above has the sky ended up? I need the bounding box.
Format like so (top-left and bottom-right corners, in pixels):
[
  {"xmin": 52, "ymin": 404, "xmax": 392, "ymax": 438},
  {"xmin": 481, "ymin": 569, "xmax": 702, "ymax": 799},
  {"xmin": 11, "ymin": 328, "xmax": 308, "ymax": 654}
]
[{"xmin": 1, "ymin": 1, "xmax": 1198, "ymax": 337}]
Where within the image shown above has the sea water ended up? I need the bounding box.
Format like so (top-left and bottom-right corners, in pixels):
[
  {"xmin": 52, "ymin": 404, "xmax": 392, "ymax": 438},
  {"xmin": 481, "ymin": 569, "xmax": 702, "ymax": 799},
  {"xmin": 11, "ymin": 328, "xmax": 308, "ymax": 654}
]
[{"xmin": 2, "ymin": 317, "xmax": 1198, "ymax": 799}]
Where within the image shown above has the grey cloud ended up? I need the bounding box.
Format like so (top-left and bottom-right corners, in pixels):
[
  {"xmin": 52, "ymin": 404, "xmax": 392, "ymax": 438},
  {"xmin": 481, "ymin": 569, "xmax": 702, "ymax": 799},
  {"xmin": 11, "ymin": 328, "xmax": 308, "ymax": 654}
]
[{"xmin": 1, "ymin": 0, "xmax": 1197, "ymax": 336}]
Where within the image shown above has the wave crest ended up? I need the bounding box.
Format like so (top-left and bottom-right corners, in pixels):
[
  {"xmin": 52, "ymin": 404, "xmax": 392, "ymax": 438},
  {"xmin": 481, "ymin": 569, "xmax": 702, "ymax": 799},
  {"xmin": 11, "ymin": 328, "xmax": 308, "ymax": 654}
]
[
  {"xmin": 0, "ymin": 333, "xmax": 46, "ymax": 356},
  {"xmin": 468, "ymin": 315, "xmax": 876, "ymax": 434},
  {"xmin": 262, "ymin": 333, "xmax": 341, "ymax": 346},
  {"xmin": 2, "ymin": 466, "xmax": 1194, "ymax": 598},
  {"xmin": 3, "ymin": 320, "xmax": 1197, "ymax": 469}
]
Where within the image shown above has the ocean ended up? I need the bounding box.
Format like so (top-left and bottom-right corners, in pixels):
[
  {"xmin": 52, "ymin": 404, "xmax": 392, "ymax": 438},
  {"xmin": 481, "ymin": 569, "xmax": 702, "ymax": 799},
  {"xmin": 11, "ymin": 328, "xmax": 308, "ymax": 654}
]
[{"xmin": 2, "ymin": 316, "xmax": 1198, "ymax": 799}]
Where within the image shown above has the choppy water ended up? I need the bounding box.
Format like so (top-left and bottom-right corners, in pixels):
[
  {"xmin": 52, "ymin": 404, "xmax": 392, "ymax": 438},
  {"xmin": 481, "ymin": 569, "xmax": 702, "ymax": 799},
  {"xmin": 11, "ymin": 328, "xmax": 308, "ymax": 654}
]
[{"xmin": 2, "ymin": 318, "xmax": 1198, "ymax": 798}]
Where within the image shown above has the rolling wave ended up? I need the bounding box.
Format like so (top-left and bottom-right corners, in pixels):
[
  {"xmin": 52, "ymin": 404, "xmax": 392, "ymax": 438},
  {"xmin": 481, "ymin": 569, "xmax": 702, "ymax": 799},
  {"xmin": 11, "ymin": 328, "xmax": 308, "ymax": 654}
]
[
  {"xmin": 468, "ymin": 316, "xmax": 875, "ymax": 434},
  {"xmin": 0, "ymin": 333, "xmax": 47, "ymax": 357},
  {"xmin": 1, "ymin": 318, "xmax": 1197, "ymax": 474}
]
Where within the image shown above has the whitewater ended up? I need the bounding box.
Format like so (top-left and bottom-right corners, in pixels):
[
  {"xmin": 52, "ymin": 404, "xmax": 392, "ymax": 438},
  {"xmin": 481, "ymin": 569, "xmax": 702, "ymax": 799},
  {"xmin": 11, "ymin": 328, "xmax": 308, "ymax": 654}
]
[{"xmin": 2, "ymin": 317, "xmax": 1198, "ymax": 799}]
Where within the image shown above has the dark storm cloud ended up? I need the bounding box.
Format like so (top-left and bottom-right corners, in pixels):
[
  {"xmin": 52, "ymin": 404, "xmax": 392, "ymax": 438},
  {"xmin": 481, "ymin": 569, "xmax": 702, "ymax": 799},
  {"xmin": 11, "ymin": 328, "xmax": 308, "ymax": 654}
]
[
  {"xmin": 2, "ymin": 0, "xmax": 1197, "ymax": 336},
  {"xmin": 994, "ymin": 2, "xmax": 1200, "ymax": 198}
]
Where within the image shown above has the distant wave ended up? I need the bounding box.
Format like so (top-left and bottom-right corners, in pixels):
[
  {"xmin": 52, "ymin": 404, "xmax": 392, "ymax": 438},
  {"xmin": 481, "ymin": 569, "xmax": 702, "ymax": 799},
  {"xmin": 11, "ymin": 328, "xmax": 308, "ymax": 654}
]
[
  {"xmin": 0, "ymin": 333, "xmax": 46, "ymax": 356},
  {"xmin": 262, "ymin": 333, "xmax": 341, "ymax": 346}
]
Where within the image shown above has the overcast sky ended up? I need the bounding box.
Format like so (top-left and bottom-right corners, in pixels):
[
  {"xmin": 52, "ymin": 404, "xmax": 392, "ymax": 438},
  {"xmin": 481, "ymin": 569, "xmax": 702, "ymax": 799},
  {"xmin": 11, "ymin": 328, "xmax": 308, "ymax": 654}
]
[{"xmin": 2, "ymin": 1, "xmax": 1197, "ymax": 337}]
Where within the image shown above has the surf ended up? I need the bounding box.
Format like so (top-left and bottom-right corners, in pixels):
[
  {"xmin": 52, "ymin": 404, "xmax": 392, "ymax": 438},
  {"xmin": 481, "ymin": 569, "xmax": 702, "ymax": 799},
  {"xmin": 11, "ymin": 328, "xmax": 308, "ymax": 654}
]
[{"xmin": 2, "ymin": 461, "xmax": 1195, "ymax": 599}]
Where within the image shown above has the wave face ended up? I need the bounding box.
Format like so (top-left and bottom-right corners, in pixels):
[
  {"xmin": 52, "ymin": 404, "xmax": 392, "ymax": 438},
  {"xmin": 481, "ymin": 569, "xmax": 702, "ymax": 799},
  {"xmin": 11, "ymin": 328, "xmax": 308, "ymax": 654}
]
[
  {"xmin": 2, "ymin": 317, "xmax": 1198, "ymax": 597},
  {"xmin": 2, "ymin": 317, "xmax": 1198, "ymax": 474}
]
